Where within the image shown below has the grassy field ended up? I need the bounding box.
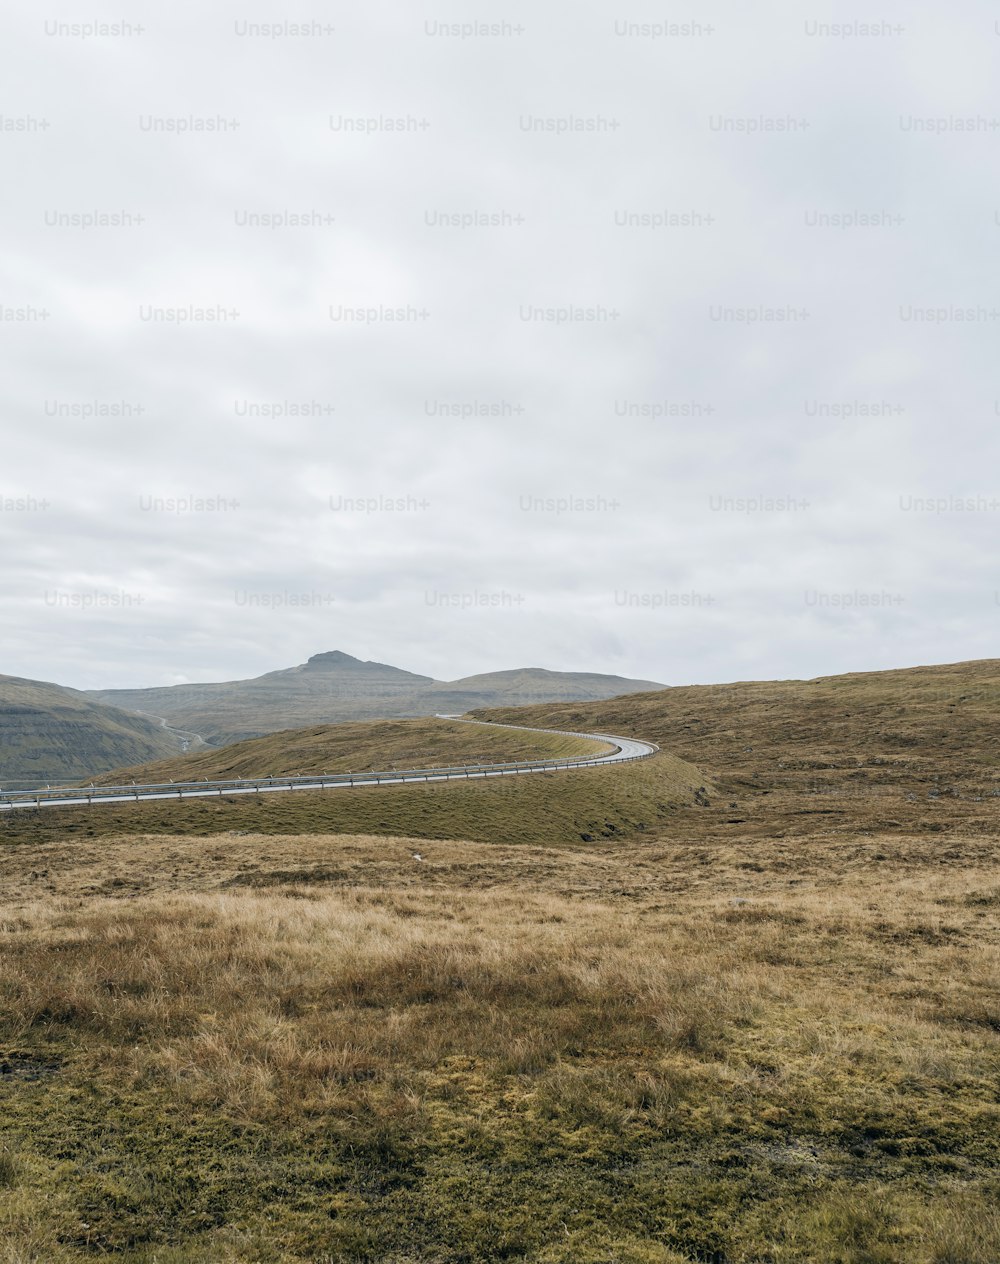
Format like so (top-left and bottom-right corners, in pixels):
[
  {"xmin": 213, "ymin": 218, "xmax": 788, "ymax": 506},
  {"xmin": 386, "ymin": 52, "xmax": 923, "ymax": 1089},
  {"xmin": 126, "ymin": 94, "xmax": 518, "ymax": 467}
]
[
  {"xmin": 0, "ymin": 659, "xmax": 998, "ymax": 1261},
  {"xmin": 1, "ymin": 829, "xmax": 998, "ymax": 1262},
  {"xmin": 85, "ymin": 718, "xmax": 614, "ymax": 787}
]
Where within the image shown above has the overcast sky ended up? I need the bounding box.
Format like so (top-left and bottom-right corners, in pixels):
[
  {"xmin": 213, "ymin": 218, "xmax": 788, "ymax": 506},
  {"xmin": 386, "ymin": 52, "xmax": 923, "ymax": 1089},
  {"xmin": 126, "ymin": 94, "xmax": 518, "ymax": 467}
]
[{"xmin": 2, "ymin": 1, "xmax": 998, "ymax": 690}]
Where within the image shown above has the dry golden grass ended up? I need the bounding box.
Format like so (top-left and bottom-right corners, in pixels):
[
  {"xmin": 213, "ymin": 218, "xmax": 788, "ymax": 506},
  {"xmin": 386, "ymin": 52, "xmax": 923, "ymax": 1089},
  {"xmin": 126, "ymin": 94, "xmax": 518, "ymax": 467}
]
[
  {"xmin": 4, "ymin": 660, "xmax": 1000, "ymax": 1260},
  {"xmin": 473, "ymin": 659, "xmax": 1000, "ymax": 819},
  {"xmin": 0, "ymin": 829, "xmax": 998, "ymax": 1261}
]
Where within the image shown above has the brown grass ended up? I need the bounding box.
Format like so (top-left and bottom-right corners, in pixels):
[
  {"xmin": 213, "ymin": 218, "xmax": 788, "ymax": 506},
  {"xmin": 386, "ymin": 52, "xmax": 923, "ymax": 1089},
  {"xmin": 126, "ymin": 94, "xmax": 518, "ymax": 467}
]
[
  {"xmin": 473, "ymin": 656, "xmax": 1000, "ymax": 813},
  {"xmin": 0, "ymin": 828, "xmax": 998, "ymax": 1261},
  {"xmin": 3, "ymin": 659, "xmax": 1000, "ymax": 1260}
]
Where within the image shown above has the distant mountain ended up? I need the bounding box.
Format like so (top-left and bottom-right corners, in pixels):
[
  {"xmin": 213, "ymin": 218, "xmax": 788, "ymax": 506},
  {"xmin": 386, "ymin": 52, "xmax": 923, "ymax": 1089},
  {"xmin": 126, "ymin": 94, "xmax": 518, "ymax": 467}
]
[
  {"xmin": 416, "ymin": 668, "xmax": 669, "ymax": 716},
  {"xmin": 89, "ymin": 651, "xmax": 666, "ymax": 746},
  {"xmin": 0, "ymin": 673, "xmax": 190, "ymax": 786}
]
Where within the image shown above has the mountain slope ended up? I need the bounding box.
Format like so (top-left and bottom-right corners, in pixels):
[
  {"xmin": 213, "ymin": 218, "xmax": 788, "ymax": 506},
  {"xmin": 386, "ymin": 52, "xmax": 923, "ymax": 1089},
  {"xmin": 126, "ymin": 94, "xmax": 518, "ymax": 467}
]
[
  {"xmin": 90, "ymin": 651, "xmax": 436, "ymax": 744},
  {"xmin": 417, "ymin": 667, "xmax": 666, "ymax": 713},
  {"xmin": 90, "ymin": 652, "xmax": 666, "ymax": 746},
  {"xmin": 0, "ymin": 674, "xmax": 188, "ymax": 785}
]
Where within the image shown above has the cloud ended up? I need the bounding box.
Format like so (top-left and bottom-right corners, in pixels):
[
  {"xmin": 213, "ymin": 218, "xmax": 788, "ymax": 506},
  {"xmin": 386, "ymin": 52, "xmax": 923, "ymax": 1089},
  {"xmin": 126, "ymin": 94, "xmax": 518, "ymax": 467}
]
[{"xmin": 1, "ymin": 1, "xmax": 996, "ymax": 689}]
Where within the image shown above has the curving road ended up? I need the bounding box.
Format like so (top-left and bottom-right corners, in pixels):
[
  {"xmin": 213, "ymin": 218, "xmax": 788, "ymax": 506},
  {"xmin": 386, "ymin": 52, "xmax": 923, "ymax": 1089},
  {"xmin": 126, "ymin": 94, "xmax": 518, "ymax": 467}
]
[
  {"xmin": 131, "ymin": 708, "xmax": 208, "ymax": 754},
  {"xmin": 0, "ymin": 719, "xmax": 658, "ymax": 813}
]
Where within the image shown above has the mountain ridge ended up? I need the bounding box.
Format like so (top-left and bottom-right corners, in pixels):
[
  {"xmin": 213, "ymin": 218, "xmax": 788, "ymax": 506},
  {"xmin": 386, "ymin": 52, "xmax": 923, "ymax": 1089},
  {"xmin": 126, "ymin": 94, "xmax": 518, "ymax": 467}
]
[
  {"xmin": 87, "ymin": 650, "xmax": 666, "ymax": 746},
  {"xmin": 0, "ymin": 673, "xmax": 189, "ymax": 785}
]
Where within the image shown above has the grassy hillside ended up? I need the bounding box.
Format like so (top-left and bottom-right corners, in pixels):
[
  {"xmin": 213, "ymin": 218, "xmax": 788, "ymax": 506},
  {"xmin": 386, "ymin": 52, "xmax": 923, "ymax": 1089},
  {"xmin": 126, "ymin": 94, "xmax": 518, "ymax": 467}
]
[
  {"xmin": 0, "ymin": 674, "xmax": 186, "ymax": 785},
  {"xmin": 3, "ymin": 751, "xmax": 707, "ymax": 850},
  {"xmin": 0, "ymin": 827, "xmax": 997, "ymax": 1262},
  {"xmin": 10, "ymin": 655, "xmax": 997, "ymax": 850},
  {"xmin": 3, "ymin": 658, "xmax": 1000, "ymax": 1260},
  {"xmin": 87, "ymin": 718, "xmax": 614, "ymax": 786},
  {"xmin": 472, "ymin": 657, "xmax": 1000, "ymax": 838},
  {"xmin": 88, "ymin": 651, "xmax": 666, "ymax": 746}
]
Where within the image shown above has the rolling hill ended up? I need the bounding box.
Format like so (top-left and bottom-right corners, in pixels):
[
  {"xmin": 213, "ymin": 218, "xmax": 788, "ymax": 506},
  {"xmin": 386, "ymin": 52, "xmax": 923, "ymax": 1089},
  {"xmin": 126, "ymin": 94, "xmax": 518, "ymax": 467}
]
[
  {"xmin": 89, "ymin": 650, "xmax": 666, "ymax": 746},
  {"xmin": 468, "ymin": 656, "xmax": 1000, "ymax": 842},
  {"xmin": 0, "ymin": 673, "xmax": 191, "ymax": 785},
  {"xmin": 3, "ymin": 657, "xmax": 999, "ymax": 1262},
  {"xmin": 86, "ymin": 717, "xmax": 614, "ymax": 785},
  {"xmin": 13, "ymin": 656, "xmax": 999, "ymax": 844}
]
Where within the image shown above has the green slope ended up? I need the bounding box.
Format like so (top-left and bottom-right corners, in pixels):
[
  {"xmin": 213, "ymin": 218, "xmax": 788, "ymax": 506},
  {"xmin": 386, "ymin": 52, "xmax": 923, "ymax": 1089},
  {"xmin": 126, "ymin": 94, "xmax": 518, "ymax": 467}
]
[
  {"xmin": 88, "ymin": 717, "xmax": 613, "ymax": 785},
  {"xmin": 0, "ymin": 674, "xmax": 186, "ymax": 785}
]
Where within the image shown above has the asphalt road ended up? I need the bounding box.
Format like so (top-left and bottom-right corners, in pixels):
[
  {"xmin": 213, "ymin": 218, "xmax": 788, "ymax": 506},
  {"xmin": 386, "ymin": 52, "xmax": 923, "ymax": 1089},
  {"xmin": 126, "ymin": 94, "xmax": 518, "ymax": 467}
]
[{"xmin": 0, "ymin": 719, "xmax": 658, "ymax": 813}]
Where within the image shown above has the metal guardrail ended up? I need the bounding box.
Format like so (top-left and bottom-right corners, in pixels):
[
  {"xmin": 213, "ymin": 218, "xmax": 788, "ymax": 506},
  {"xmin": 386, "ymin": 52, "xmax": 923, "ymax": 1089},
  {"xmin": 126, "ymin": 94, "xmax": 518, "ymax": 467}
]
[{"xmin": 0, "ymin": 726, "xmax": 659, "ymax": 813}]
